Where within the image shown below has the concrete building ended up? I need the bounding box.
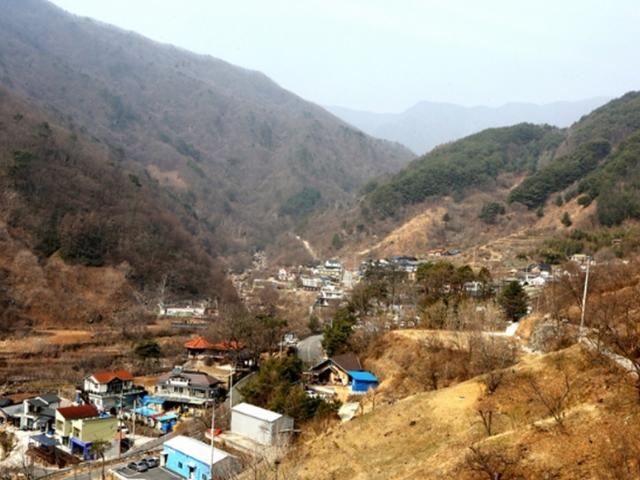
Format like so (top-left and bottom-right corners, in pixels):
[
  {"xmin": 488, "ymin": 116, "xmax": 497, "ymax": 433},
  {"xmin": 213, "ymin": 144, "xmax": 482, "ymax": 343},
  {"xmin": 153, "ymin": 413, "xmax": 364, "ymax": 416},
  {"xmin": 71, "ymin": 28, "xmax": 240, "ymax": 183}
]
[
  {"xmin": 55, "ymin": 404, "xmax": 117, "ymax": 459},
  {"xmin": 230, "ymin": 403, "xmax": 293, "ymax": 446},
  {"xmin": 21, "ymin": 393, "xmax": 60, "ymax": 431},
  {"xmin": 162, "ymin": 435, "xmax": 239, "ymax": 480}
]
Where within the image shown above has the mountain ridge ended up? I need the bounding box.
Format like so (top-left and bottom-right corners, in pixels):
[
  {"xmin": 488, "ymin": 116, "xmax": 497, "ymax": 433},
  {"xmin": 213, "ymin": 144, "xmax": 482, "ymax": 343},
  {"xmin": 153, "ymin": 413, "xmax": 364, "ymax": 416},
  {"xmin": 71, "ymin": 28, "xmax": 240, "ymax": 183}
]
[{"xmin": 328, "ymin": 97, "xmax": 610, "ymax": 154}]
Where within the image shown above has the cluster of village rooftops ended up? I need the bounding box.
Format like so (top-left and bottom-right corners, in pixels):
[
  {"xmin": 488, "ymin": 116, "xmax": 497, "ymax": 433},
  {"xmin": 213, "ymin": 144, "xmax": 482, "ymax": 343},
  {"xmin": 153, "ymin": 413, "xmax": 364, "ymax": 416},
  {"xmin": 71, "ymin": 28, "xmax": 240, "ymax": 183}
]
[
  {"xmin": 0, "ymin": 337, "xmax": 378, "ymax": 479},
  {"xmin": 165, "ymin": 251, "xmax": 596, "ymax": 337}
]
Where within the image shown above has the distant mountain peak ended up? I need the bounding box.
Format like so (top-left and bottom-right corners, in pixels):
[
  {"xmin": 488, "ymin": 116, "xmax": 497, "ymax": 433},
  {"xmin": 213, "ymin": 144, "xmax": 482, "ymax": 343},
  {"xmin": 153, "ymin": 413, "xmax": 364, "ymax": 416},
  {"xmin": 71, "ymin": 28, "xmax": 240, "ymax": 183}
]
[{"xmin": 327, "ymin": 97, "xmax": 611, "ymax": 154}]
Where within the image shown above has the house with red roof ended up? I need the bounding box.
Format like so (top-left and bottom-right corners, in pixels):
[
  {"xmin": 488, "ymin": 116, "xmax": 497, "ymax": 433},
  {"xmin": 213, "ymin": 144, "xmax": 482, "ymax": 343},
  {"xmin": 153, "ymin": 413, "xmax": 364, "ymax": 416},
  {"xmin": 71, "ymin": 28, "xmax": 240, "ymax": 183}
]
[
  {"xmin": 54, "ymin": 404, "xmax": 117, "ymax": 460},
  {"xmin": 184, "ymin": 336, "xmax": 246, "ymax": 362},
  {"xmin": 82, "ymin": 370, "xmax": 144, "ymax": 412}
]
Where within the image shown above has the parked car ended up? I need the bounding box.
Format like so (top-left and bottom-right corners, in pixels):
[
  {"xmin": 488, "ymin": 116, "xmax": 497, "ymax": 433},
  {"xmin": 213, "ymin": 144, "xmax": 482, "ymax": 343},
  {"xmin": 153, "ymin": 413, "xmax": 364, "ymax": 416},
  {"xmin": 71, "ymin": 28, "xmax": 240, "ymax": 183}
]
[
  {"xmin": 143, "ymin": 458, "xmax": 159, "ymax": 468},
  {"xmin": 127, "ymin": 461, "xmax": 148, "ymax": 472}
]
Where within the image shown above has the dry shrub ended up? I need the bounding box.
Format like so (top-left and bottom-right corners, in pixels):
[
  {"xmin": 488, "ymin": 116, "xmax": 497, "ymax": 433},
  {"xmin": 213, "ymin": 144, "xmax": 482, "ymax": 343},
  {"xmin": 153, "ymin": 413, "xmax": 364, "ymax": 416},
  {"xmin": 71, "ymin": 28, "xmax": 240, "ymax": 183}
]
[{"xmin": 464, "ymin": 443, "xmax": 524, "ymax": 480}]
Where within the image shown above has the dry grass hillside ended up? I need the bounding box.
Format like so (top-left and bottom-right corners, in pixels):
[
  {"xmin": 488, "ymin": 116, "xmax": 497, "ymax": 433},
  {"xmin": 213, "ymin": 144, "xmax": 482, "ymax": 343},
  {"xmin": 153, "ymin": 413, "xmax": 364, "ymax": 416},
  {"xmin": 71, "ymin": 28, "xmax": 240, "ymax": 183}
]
[
  {"xmin": 324, "ymin": 178, "xmax": 599, "ymax": 272},
  {"xmin": 285, "ymin": 344, "xmax": 639, "ymax": 479}
]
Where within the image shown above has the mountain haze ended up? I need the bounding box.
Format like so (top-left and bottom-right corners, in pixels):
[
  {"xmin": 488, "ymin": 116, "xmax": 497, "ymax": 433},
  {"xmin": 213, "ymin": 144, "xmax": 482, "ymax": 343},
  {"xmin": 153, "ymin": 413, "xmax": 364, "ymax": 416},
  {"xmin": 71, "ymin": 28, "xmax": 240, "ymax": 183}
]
[
  {"xmin": 0, "ymin": 0, "xmax": 412, "ymax": 267},
  {"xmin": 328, "ymin": 98, "xmax": 609, "ymax": 154}
]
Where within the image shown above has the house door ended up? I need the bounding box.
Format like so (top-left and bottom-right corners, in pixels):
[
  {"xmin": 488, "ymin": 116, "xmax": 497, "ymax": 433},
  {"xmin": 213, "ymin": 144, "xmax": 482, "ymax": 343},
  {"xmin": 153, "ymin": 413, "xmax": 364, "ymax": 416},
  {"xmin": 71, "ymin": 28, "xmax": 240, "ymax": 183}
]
[
  {"xmin": 188, "ymin": 465, "xmax": 196, "ymax": 480},
  {"xmin": 161, "ymin": 453, "xmax": 168, "ymax": 466}
]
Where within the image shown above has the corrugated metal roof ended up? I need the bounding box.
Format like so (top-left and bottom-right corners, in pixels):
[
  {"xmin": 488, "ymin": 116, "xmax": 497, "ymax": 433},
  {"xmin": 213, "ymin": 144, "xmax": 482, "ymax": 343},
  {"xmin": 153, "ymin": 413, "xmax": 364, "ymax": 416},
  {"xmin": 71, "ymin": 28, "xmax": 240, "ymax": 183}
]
[
  {"xmin": 30, "ymin": 434, "xmax": 57, "ymax": 447},
  {"xmin": 348, "ymin": 371, "xmax": 379, "ymax": 382},
  {"xmin": 0, "ymin": 404, "xmax": 23, "ymax": 416},
  {"xmin": 38, "ymin": 393, "xmax": 61, "ymax": 404},
  {"xmin": 231, "ymin": 403, "xmax": 282, "ymax": 423},
  {"xmin": 163, "ymin": 435, "xmax": 230, "ymax": 465}
]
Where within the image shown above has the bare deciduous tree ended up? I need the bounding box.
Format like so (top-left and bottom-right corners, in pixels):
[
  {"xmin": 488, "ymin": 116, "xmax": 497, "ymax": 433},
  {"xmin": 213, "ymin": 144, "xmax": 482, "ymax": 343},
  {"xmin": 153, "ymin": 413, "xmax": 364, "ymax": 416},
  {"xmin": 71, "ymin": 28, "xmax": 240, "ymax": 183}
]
[
  {"xmin": 465, "ymin": 444, "xmax": 522, "ymax": 480},
  {"xmin": 525, "ymin": 370, "xmax": 573, "ymax": 430}
]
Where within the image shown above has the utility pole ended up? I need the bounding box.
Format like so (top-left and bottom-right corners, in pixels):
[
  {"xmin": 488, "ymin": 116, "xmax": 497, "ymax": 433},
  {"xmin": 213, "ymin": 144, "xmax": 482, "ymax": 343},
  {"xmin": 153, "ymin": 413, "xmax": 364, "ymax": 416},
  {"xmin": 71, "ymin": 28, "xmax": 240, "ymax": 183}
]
[
  {"xmin": 209, "ymin": 400, "xmax": 215, "ymax": 480},
  {"xmin": 131, "ymin": 398, "xmax": 136, "ymax": 448},
  {"xmin": 579, "ymin": 259, "xmax": 591, "ymax": 338},
  {"xmin": 118, "ymin": 389, "xmax": 124, "ymax": 458},
  {"xmin": 228, "ymin": 366, "xmax": 235, "ymax": 409}
]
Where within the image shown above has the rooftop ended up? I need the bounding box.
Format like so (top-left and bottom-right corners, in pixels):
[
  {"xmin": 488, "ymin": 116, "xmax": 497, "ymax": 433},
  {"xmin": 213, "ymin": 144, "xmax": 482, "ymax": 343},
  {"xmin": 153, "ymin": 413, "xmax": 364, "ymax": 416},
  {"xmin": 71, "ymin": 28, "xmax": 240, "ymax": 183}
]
[
  {"xmin": 163, "ymin": 435, "xmax": 231, "ymax": 465},
  {"xmin": 57, "ymin": 404, "xmax": 99, "ymax": 420},
  {"xmin": 90, "ymin": 370, "xmax": 134, "ymax": 383},
  {"xmin": 232, "ymin": 402, "xmax": 283, "ymax": 423},
  {"xmin": 184, "ymin": 337, "xmax": 245, "ymax": 351},
  {"xmin": 184, "ymin": 337, "xmax": 215, "ymax": 350},
  {"xmin": 311, "ymin": 352, "xmax": 362, "ymax": 373},
  {"xmin": 348, "ymin": 371, "xmax": 379, "ymax": 382},
  {"xmin": 157, "ymin": 369, "xmax": 221, "ymax": 388},
  {"xmin": 37, "ymin": 393, "xmax": 61, "ymax": 404}
]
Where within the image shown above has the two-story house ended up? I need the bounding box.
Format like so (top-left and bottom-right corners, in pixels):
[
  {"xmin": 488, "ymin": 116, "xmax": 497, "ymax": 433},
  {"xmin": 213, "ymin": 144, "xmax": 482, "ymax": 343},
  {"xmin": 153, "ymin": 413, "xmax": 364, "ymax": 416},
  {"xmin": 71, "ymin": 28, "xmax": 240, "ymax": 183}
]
[
  {"xmin": 155, "ymin": 367, "xmax": 223, "ymax": 408},
  {"xmin": 82, "ymin": 370, "xmax": 144, "ymax": 412},
  {"xmin": 55, "ymin": 404, "xmax": 117, "ymax": 460},
  {"xmin": 21, "ymin": 393, "xmax": 60, "ymax": 431}
]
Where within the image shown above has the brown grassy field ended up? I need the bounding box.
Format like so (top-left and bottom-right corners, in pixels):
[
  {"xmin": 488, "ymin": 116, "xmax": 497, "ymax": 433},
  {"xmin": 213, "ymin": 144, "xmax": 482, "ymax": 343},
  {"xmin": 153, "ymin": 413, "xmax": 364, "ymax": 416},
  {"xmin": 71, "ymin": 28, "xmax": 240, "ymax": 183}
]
[{"xmin": 282, "ymin": 343, "xmax": 638, "ymax": 479}]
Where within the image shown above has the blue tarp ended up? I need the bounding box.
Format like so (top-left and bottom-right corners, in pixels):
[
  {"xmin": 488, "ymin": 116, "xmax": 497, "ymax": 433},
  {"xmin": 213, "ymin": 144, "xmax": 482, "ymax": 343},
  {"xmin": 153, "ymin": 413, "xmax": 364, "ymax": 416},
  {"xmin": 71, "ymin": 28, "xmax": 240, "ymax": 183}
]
[
  {"xmin": 133, "ymin": 407, "xmax": 157, "ymax": 417},
  {"xmin": 348, "ymin": 371, "xmax": 379, "ymax": 382},
  {"xmin": 155, "ymin": 413, "xmax": 178, "ymax": 422},
  {"xmin": 142, "ymin": 396, "xmax": 165, "ymax": 406}
]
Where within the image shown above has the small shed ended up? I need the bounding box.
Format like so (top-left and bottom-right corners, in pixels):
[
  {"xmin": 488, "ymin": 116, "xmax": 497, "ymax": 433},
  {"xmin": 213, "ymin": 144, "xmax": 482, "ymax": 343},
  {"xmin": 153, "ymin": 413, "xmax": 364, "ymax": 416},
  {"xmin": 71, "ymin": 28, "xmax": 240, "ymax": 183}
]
[
  {"xmin": 348, "ymin": 371, "xmax": 379, "ymax": 393},
  {"xmin": 231, "ymin": 403, "xmax": 294, "ymax": 446}
]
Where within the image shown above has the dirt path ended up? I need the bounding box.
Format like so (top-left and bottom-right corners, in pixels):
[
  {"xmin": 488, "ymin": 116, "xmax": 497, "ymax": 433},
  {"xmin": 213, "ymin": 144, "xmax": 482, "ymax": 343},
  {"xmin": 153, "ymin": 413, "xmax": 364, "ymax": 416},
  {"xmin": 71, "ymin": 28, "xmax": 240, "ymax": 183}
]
[{"xmin": 295, "ymin": 235, "xmax": 318, "ymax": 260}]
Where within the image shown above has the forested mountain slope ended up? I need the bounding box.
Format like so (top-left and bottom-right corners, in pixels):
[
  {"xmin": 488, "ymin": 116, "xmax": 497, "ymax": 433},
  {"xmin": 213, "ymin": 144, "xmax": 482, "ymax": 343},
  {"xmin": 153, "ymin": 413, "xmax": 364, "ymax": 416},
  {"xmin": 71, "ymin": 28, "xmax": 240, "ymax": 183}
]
[
  {"xmin": 0, "ymin": 87, "xmax": 235, "ymax": 327},
  {"xmin": 0, "ymin": 0, "xmax": 412, "ymax": 266}
]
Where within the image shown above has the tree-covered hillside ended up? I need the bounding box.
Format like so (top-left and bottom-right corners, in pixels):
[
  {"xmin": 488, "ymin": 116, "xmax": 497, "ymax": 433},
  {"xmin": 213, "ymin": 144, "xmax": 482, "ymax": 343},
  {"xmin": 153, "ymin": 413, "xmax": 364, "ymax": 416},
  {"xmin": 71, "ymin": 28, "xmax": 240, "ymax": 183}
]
[
  {"xmin": 365, "ymin": 124, "xmax": 563, "ymax": 218},
  {"xmin": 0, "ymin": 0, "xmax": 412, "ymax": 265},
  {"xmin": 361, "ymin": 91, "xmax": 640, "ymax": 234},
  {"xmin": 0, "ymin": 87, "xmax": 235, "ymax": 303}
]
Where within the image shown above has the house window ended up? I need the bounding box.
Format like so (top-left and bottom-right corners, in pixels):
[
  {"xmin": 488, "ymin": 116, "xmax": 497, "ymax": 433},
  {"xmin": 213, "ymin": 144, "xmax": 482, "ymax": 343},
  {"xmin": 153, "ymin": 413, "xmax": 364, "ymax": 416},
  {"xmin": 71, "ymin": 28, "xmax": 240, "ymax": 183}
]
[
  {"xmin": 202, "ymin": 474, "xmax": 207, "ymax": 480},
  {"xmin": 178, "ymin": 462, "xmax": 183, "ymax": 469}
]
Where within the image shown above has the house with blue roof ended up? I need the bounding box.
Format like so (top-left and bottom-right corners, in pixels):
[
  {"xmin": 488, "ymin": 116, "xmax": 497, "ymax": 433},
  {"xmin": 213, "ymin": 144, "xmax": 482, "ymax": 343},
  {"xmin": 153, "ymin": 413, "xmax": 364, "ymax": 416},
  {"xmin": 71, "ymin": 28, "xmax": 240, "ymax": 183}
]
[{"xmin": 348, "ymin": 371, "xmax": 379, "ymax": 393}]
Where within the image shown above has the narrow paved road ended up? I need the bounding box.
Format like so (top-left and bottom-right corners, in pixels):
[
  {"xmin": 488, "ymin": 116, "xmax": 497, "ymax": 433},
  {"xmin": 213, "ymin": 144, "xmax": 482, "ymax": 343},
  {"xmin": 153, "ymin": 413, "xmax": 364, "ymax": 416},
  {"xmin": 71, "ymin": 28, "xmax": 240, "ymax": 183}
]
[{"xmin": 297, "ymin": 334, "xmax": 324, "ymax": 365}]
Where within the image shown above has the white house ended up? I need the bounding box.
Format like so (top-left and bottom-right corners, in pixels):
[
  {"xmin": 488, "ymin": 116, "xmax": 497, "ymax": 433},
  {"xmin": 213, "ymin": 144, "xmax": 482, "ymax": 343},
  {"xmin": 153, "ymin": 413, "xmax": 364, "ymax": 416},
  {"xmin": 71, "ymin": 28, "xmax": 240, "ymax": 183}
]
[
  {"xmin": 159, "ymin": 302, "xmax": 207, "ymax": 317},
  {"xmin": 230, "ymin": 403, "xmax": 294, "ymax": 446}
]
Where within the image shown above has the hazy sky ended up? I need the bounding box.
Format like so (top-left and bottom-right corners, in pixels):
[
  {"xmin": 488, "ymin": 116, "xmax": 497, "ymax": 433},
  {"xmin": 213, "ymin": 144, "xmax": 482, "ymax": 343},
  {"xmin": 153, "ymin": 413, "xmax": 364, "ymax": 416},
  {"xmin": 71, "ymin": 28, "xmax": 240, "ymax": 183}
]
[{"xmin": 49, "ymin": 0, "xmax": 640, "ymax": 113}]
